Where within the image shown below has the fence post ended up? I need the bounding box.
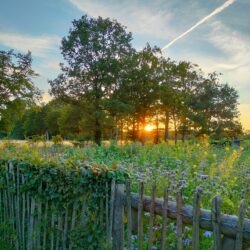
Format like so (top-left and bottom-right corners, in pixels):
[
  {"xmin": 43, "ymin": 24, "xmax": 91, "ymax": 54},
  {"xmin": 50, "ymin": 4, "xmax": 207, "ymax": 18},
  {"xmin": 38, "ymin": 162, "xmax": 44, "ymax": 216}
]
[
  {"xmin": 113, "ymin": 183, "xmax": 125, "ymax": 250},
  {"xmin": 212, "ymin": 195, "xmax": 222, "ymax": 250},
  {"xmin": 138, "ymin": 182, "xmax": 144, "ymax": 250},
  {"xmin": 131, "ymin": 208, "xmax": 138, "ymax": 233},
  {"xmin": 192, "ymin": 189, "xmax": 201, "ymax": 250},
  {"xmin": 221, "ymin": 236, "xmax": 235, "ymax": 250},
  {"xmin": 126, "ymin": 180, "xmax": 132, "ymax": 250},
  {"xmin": 235, "ymin": 200, "xmax": 247, "ymax": 250}
]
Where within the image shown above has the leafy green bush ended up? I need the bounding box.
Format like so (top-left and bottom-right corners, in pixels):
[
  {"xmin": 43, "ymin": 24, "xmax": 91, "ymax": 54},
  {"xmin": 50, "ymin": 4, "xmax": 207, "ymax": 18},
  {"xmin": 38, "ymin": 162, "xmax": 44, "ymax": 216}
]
[{"xmin": 51, "ymin": 134, "xmax": 63, "ymax": 145}]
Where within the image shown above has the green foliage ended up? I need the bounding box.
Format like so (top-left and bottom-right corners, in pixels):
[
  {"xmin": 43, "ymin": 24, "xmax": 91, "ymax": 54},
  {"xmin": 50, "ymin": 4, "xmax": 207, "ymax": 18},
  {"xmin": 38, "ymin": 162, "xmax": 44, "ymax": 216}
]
[
  {"xmin": 0, "ymin": 141, "xmax": 249, "ymax": 249},
  {"xmin": 0, "ymin": 50, "xmax": 40, "ymax": 109},
  {"xmin": 50, "ymin": 15, "xmax": 133, "ymax": 145},
  {"xmin": 51, "ymin": 134, "xmax": 63, "ymax": 145},
  {"xmin": 0, "ymin": 16, "xmax": 242, "ymax": 144},
  {"xmin": 0, "ymin": 144, "xmax": 127, "ymax": 248}
]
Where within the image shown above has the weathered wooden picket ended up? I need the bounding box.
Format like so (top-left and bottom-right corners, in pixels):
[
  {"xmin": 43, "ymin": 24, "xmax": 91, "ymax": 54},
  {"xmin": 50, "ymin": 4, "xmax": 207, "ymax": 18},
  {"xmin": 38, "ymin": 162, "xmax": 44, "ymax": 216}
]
[
  {"xmin": 0, "ymin": 161, "xmax": 115, "ymax": 249},
  {"xmin": 0, "ymin": 161, "xmax": 250, "ymax": 249},
  {"xmin": 112, "ymin": 181, "xmax": 250, "ymax": 250}
]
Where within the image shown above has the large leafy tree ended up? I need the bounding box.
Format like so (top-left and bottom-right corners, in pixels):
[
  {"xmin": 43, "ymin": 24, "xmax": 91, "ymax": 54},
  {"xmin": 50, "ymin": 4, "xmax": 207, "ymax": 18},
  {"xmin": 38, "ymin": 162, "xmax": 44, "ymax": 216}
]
[
  {"xmin": 0, "ymin": 99, "xmax": 26, "ymax": 137},
  {"xmin": 117, "ymin": 45, "xmax": 161, "ymax": 141},
  {"xmin": 189, "ymin": 72, "xmax": 240, "ymax": 138},
  {"xmin": 50, "ymin": 15, "xmax": 133, "ymax": 145},
  {"xmin": 0, "ymin": 50, "xmax": 39, "ymax": 110}
]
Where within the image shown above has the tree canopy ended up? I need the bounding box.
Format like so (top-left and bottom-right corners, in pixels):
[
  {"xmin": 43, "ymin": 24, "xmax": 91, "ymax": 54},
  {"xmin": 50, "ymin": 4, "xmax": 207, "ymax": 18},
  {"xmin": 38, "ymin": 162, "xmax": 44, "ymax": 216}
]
[
  {"xmin": 0, "ymin": 50, "xmax": 40, "ymax": 110},
  {"xmin": 0, "ymin": 15, "xmax": 242, "ymax": 143}
]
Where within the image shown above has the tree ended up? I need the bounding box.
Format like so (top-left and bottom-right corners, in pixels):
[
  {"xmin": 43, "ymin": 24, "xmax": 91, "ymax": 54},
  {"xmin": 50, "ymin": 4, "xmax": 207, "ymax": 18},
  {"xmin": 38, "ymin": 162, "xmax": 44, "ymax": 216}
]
[
  {"xmin": 189, "ymin": 72, "xmax": 241, "ymax": 138},
  {"xmin": 117, "ymin": 45, "xmax": 161, "ymax": 142},
  {"xmin": 50, "ymin": 15, "xmax": 133, "ymax": 145},
  {"xmin": 0, "ymin": 50, "xmax": 40, "ymax": 110},
  {"xmin": 22, "ymin": 106, "xmax": 47, "ymax": 136},
  {"xmin": 0, "ymin": 99, "xmax": 26, "ymax": 136}
]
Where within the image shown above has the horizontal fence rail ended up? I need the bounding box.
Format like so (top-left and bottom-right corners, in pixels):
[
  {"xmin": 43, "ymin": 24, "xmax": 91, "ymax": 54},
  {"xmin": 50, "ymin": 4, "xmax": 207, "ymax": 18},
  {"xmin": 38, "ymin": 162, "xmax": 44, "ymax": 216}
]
[
  {"xmin": 127, "ymin": 192, "xmax": 250, "ymax": 242},
  {"xmin": 111, "ymin": 181, "xmax": 250, "ymax": 250}
]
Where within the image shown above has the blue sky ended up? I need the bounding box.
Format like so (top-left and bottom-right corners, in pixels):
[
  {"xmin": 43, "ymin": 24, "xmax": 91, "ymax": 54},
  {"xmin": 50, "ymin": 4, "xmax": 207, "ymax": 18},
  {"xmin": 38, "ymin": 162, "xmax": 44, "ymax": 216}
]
[{"xmin": 0, "ymin": 0, "xmax": 249, "ymax": 129}]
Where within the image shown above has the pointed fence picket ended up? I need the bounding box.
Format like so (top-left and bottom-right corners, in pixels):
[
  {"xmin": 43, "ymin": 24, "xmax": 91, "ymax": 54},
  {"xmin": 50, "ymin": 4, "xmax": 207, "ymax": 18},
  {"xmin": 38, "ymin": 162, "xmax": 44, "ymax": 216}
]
[{"xmin": 0, "ymin": 161, "xmax": 112, "ymax": 250}]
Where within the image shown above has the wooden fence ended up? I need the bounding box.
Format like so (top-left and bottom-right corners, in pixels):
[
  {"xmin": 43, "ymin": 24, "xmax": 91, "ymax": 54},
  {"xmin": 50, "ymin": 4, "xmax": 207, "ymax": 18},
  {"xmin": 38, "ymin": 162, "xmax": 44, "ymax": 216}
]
[
  {"xmin": 0, "ymin": 161, "xmax": 250, "ymax": 249},
  {"xmin": 0, "ymin": 161, "xmax": 115, "ymax": 249},
  {"xmin": 112, "ymin": 181, "xmax": 250, "ymax": 250}
]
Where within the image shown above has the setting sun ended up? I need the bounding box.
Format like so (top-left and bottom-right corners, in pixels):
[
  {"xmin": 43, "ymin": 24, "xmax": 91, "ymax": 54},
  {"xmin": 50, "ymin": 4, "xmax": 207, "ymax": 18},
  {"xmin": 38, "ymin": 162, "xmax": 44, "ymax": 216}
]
[{"xmin": 144, "ymin": 124, "xmax": 154, "ymax": 132}]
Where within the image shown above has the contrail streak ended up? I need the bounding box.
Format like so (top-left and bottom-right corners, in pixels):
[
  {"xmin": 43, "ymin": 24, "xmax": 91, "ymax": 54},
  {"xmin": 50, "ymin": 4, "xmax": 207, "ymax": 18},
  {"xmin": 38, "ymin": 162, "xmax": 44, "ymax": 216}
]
[{"xmin": 162, "ymin": 0, "xmax": 236, "ymax": 50}]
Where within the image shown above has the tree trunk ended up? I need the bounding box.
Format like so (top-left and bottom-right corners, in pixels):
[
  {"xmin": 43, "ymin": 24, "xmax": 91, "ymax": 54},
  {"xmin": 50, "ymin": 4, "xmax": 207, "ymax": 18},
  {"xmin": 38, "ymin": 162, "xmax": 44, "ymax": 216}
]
[
  {"xmin": 132, "ymin": 119, "xmax": 136, "ymax": 142},
  {"xmin": 164, "ymin": 110, "xmax": 169, "ymax": 142},
  {"xmin": 94, "ymin": 118, "xmax": 102, "ymax": 146},
  {"xmin": 140, "ymin": 117, "xmax": 146, "ymax": 145},
  {"xmin": 120, "ymin": 120, "xmax": 123, "ymax": 144},
  {"xmin": 114, "ymin": 117, "xmax": 118, "ymax": 144},
  {"xmin": 155, "ymin": 113, "xmax": 159, "ymax": 144},
  {"xmin": 181, "ymin": 118, "xmax": 187, "ymax": 143},
  {"xmin": 173, "ymin": 114, "xmax": 178, "ymax": 145}
]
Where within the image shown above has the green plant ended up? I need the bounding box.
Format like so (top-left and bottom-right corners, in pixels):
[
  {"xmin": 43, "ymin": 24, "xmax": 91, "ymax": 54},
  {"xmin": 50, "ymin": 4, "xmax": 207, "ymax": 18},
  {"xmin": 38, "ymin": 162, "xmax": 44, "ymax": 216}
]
[{"xmin": 51, "ymin": 134, "xmax": 63, "ymax": 145}]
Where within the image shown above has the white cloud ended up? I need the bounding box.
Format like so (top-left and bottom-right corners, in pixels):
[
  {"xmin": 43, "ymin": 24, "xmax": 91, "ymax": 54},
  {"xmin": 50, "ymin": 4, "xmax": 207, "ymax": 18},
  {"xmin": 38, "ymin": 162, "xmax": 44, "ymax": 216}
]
[
  {"xmin": 208, "ymin": 21, "xmax": 250, "ymax": 65},
  {"xmin": 204, "ymin": 21, "xmax": 250, "ymax": 87},
  {"xmin": 0, "ymin": 31, "xmax": 61, "ymax": 57},
  {"xmin": 69, "ymin": 0, "xmax": 176, "ymax": 40},
  {"xmin": 42, "ymin": 61, "xmax": 61, "ymax": 71}
]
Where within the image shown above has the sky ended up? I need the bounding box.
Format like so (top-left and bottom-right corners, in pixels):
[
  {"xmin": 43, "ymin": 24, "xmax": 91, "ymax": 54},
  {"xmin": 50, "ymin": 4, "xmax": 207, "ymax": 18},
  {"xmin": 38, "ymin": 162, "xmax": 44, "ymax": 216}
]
[{"xmin": 0, "ymin": 0, "xmax": 249, "ymax": 129}]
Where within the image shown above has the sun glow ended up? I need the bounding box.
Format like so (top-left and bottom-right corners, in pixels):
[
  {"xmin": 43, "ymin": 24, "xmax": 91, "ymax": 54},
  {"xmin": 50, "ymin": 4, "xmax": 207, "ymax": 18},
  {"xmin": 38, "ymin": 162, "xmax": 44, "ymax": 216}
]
[{"xmin": 144, "ymin": 124, "xmax": 154, "ymax": 132}]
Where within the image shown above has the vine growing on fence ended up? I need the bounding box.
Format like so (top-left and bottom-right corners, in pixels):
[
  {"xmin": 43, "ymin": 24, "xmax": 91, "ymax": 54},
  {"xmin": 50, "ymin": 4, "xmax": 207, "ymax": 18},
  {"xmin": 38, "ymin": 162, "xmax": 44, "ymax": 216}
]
[{"xmin": 0, "ymin": 148, "xmax": 127, "ymax": 249}]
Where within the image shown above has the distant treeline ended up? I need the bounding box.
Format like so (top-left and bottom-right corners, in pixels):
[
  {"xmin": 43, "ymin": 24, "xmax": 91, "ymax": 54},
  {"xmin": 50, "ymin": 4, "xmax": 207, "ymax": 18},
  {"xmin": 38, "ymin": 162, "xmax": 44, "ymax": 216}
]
[{"xmin": 0, "ymin": 15, "xmax": 242, "ymax": 144}]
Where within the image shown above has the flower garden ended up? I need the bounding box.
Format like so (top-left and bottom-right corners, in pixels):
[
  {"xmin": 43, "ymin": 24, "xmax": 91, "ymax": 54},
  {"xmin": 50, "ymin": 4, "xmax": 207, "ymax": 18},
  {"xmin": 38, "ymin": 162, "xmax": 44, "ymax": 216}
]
[{"xmin": 0, "ymin": 140, "xmax": 249, "ymax": 249}]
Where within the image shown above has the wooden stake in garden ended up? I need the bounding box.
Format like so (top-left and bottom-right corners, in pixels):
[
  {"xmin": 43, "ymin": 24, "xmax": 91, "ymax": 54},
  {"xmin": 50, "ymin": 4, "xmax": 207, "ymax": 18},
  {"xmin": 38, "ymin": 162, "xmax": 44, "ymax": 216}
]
[
  {"xmin": 148, "ymin": 184, "xmax": 156, "ymax": 250},
  {"xmin": 126, "ymin": 180, "xmax": 132, "ymax": 250},
  {"xmin": 108, "ymin": 179, "xmax": 116, "ymax": 244},
  {"xmin": 176, "ymin": 190, "xmax": 183, "ymax": 250},
  {"xmin": 192, "ymin": 189, "xmax": 201, "ymax": 250},
  {"xmin": 161, "ymin": 187, "xmax": 168, "ymax": 250},
  {"xmin": 235, "ymin": 200, "xmax": 247, "ymax": 250},
  {"xmin": 138, "ymin": 182, "xmax": 144, "ymax": 250},
  {"xmin": 212, "ymin": 195, "xmax": 222, "ymax": 250}
]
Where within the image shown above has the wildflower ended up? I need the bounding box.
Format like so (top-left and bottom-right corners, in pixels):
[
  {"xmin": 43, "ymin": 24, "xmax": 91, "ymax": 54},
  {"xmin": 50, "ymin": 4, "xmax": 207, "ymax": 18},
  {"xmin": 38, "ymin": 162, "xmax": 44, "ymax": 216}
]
[
  {"xmin": 200, "ymin": 174, "xmax": 208, "ymax": 180},
  {"xmin": 183, "ymin": 238, "xmax": 191, "ymax": 246},
  {"xmin": 131, "ymin": 235, "xmax": 137, "ymax": 240},
  {"xmin": 193, "ymin": 164, "xmax": 197, "ymax": 169},
  {"xmin": 204, "ymin": 231, "xmax": 212, "ymax": 238}
]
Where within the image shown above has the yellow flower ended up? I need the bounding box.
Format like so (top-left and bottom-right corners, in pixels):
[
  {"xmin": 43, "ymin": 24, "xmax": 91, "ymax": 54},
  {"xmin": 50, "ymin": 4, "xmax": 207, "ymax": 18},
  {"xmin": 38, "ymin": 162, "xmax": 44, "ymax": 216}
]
[
  {"xmin": 225, "ymin": 147, "xmax": 229, "ymax": 151},
  {"xmin": 193, "ymin": 164, "xmax": 197, "ymax": 169}
]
